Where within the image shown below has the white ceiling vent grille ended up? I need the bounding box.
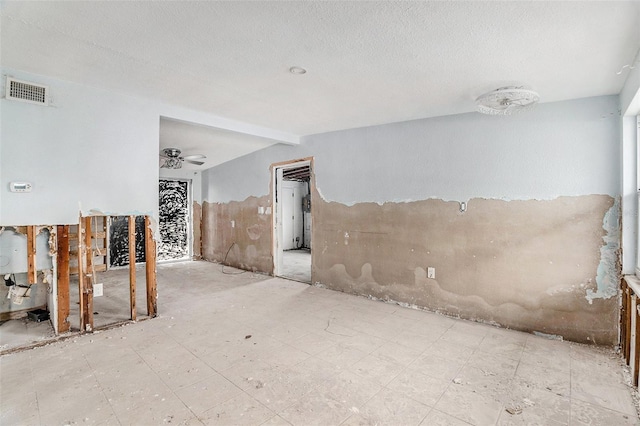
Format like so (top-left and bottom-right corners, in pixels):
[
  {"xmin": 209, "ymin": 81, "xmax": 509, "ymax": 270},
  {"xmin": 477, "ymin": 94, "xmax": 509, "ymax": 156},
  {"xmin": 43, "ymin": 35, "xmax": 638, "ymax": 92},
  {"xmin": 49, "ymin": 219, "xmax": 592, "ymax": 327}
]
[{"xmin": 6, "ymin": 77, "xmax": 49, "ymax": 106}]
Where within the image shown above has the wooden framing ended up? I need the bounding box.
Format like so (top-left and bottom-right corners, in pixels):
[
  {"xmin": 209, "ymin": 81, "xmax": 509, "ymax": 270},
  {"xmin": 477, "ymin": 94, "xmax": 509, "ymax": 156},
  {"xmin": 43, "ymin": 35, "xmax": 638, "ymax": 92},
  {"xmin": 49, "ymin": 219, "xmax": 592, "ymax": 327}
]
[
  {"xmin": 635, "ymin": 303, "xmax": 640, "ymax": 386},
  {"xmin": 626, "ymin": 284, "xmax": 633, "ymax": 363},
  {"xmin": 77, "ymin": 216, "xmax": 94, "ymax": 332},
  {"xmin": 144, "ymin": 216, "xmax": 157, "ymax": 317},
  {"xmin": 26, "ymin": 225, "xmax": 37, "ymax": 283},
  {"xmin": 129, "ymin": 215, "xmax": 137, "ymax": 321},
  {"xmin": 3, "ymin": 214, "xmax": 159, "ymax": 336},
  {"xmin": 56, "ymin": 225, "xmax": 71, "ymax": 333},
  {"xmin": 83, "ymin": 217, "xmax": 94, "ymax": 331},
  {"xmin": 77, "ymin": 217, "xmax": 86, "ymax": 331},
  {"xmin": 621, "ymin": 280, "xmax": 628, "ymax": 359}
]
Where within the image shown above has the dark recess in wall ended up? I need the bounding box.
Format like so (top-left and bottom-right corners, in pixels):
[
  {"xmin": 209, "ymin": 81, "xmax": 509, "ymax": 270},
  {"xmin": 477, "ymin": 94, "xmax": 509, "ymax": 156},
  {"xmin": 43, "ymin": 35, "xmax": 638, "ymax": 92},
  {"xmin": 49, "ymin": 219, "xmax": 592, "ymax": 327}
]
[
  {"xmin": 109, "ymin": 216, "xmax": 146, "ymax": 267},
  {"xmin": 159, "ymin": 179, "xmax": 189, "ymax": 261}
]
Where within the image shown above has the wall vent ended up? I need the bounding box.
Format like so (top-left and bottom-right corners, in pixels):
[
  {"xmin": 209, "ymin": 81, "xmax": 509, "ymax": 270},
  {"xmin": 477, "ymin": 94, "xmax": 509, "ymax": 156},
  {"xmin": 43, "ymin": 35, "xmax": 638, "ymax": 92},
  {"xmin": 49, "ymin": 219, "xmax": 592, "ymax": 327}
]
[{"xmin": 6, "ymin": 77, "xmax": 49, "ymax": 106}]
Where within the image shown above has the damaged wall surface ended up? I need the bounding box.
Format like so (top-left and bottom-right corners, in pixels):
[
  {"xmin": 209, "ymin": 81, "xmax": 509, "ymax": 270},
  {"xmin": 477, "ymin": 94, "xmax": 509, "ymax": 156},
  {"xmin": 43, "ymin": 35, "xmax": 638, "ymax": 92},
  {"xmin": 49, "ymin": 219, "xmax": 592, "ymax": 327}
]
[
  {"xmin": 201, "ymin": 95, "xmax": 621, "ymax": 344},
  {"xmin": 202, "ymin": 196, "xmax": 272, "ymax": 272}
]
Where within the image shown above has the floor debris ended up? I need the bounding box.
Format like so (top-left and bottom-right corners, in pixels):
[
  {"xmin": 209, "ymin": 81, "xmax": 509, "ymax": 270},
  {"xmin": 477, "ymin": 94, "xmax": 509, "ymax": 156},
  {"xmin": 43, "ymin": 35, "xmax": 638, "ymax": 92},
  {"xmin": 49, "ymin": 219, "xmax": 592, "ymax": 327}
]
[{"xmin": 506, "ymin": 405, "xmax": 523, "ymax": 415}]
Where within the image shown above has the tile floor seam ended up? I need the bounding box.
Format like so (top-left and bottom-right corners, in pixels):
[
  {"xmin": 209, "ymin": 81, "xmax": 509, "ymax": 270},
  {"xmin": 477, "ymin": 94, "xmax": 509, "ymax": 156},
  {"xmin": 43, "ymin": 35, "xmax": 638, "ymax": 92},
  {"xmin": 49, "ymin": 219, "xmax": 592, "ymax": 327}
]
[
  {"xmin": 128, "ymin": 340, "xmax": 222, "ymax": 423},
  {"xmin": 80, "ymin": 351, "xmax": 123, "ymax": 426}
]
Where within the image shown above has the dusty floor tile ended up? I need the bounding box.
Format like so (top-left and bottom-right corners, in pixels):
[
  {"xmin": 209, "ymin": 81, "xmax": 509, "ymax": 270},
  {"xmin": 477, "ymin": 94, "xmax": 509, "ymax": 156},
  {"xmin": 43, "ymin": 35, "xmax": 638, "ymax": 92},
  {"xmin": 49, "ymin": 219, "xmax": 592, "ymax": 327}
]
[
  {"xmin": 408, "ymin": 353, "xmax": 465, "ymax": 381},
  {"xmin": 385, "ymin": 369, "xmax": 450, "ymax": 407},
  {"xmin": 351, "ymin": 353, "xmax": 406, "ymax": 386},
  {"xmin": 199, "ymin": 392, "xmax": 275, "ymax": 425},
  {"xmin": 343, "ymin": 388, "xmax": 430, "ymax": 426},
  {"xmin": 314, "ymin": 370, "xmax": 382, "ymax": 409},
  {"xmin": 419, "ymin": 409, "xmax": 472, "ymax": 425},
  {"xmin": 571, "ymin": 373, "xmax": 637, "ymax": 417},
  {"xmin": 570, "ymin": 399, "xmax": 639, "ymax": 425},
  {"xmin": 498, "ymin": 384, "xmax": 570, "ymax": 425},
  {"xmin": 1, "ymin": 263, "xmax": 638, "ymax": 426},
  {"xmin": 514, "ymin": 360, "xmax": 570, "ymax": 397},
  {"xmin": 289, "ymin": 332, "xmax": 338, "ymax": 355},
  {"xmin": 434, "ymin": 382, "xmax": 504, "ymax": 425},
  {"xmin": 371, "ymin": 341, "xmax": 423, "ymax": 366},
  {"xmin": 174, "ymin": 372, "xmax": 243, "ymax": 416},
  {"xmin": 279, "ymin": 388, "xmax": 352, "ymax": 426},
  {"xmin": 316, "ymin": 342, "xmax": 368, "ymax": 371}
]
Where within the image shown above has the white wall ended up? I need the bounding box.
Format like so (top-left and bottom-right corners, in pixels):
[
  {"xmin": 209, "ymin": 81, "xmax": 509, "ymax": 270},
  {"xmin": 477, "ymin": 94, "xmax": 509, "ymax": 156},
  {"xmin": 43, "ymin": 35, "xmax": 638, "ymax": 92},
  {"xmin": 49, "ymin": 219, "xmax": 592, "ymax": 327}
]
[
  {"xmin": 0, "ymin": 67, "xmax": 288, "ymax": 225},
  {"xmin": 1, "ymin": 67, "xmax": 159, "ymax": 225},
  {"xmin": 203, "ymin": 96, "xmax": 620, "ymax": 203}
]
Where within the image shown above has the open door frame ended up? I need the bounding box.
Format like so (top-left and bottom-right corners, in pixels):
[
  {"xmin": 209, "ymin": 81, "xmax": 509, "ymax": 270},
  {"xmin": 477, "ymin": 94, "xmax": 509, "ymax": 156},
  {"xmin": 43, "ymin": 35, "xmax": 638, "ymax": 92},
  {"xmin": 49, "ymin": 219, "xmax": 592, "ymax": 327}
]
[{"xmin": 271, "ymin": 157, "xmax": 314, "ymax": 278}]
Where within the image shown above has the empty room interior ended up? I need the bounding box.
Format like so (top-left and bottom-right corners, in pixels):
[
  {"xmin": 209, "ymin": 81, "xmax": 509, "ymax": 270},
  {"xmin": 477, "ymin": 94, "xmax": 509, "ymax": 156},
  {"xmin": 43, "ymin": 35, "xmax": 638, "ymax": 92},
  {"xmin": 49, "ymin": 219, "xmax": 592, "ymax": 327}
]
[{"xmin": 2, "ymin": 1, "xmax": 640, "ymax": 425}]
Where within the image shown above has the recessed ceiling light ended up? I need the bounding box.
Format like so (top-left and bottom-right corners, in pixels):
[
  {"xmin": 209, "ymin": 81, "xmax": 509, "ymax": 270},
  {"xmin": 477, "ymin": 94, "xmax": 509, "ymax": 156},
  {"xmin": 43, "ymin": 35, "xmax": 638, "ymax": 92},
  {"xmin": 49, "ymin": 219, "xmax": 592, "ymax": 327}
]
[{"xmin": 289, "ymin": 66, "xmax": 307, "ymax": 75}]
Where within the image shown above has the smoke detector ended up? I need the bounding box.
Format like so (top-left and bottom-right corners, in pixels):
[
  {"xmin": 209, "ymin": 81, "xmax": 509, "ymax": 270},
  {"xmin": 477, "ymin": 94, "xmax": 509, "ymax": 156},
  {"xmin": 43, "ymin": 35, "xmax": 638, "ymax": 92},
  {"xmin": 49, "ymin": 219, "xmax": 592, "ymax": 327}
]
[{"xmin": 476, "ymin": 86, "xmax": 539, "ymax": 115}]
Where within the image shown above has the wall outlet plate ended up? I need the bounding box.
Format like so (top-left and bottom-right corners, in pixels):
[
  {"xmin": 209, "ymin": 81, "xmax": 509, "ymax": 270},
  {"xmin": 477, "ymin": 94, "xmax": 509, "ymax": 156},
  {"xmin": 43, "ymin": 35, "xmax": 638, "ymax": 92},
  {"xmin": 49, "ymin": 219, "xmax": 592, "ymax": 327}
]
[
  {"xmin": 427, "ymin": 267, "xmax": 436, "ymax": 279},
  {"xmin": 93, "ymin": 283, "xmax": 103, "ymax": 297}
]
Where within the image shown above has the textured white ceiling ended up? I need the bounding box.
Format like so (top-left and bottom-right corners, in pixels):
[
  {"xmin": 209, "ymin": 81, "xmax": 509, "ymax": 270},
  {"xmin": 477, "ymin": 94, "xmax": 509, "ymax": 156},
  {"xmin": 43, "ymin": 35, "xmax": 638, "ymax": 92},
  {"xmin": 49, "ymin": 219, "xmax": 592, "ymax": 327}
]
[
  {"xmin": 2, "ymin": 1, "xmax": 639, "ymax": 158},
  {"xmin": 159, "ymin": 117, "xmax": 279, "ymax": 170}
]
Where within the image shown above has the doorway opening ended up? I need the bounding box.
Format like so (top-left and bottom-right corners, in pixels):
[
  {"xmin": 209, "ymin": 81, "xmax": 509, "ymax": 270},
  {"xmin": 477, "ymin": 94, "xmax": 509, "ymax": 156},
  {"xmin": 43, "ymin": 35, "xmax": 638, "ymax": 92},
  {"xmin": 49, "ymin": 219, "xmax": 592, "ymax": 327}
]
[
  {"xmin": 158, "ymin": 179, "xmax": 192, "ymax": 262},
  {"xmin": 272, "ymin": 158, "xmax": 313, "ymax": 284}
]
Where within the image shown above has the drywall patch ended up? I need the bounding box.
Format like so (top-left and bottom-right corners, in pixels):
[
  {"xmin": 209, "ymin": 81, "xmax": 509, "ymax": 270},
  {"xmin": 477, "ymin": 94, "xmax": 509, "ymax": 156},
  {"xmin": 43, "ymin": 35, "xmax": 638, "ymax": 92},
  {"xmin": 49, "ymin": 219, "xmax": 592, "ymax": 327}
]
[{"xmin": 587, "ymin": 198, "xmax": 621, "ymax": 304}]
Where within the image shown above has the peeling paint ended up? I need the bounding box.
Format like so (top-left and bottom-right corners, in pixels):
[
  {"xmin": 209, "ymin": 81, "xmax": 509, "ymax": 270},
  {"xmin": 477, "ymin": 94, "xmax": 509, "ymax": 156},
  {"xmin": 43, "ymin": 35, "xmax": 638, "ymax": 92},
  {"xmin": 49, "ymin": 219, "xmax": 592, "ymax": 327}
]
[{"xmin": 586, "ymin": 198, "xmax": 621, "ymax": 304}]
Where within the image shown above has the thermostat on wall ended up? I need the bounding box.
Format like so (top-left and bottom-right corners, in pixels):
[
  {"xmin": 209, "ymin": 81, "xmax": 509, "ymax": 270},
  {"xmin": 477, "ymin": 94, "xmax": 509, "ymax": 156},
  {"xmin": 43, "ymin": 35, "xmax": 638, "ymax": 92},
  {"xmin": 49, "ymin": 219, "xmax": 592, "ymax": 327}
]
[{"xmin": 9, "ymin": 182, "xmax": 32, "ymax": 193}]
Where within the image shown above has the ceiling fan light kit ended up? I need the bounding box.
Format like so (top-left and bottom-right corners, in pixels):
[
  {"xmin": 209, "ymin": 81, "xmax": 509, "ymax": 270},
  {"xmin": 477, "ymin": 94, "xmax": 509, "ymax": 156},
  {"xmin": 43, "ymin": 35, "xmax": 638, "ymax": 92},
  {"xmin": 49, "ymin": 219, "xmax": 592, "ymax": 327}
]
[
  {"xmin": 476, "ymin": 86, "xmax": 540, "ymax": 115},
  {"xmin": 160, "ymin": 148, "xmax": 206, "ymax": 169}
]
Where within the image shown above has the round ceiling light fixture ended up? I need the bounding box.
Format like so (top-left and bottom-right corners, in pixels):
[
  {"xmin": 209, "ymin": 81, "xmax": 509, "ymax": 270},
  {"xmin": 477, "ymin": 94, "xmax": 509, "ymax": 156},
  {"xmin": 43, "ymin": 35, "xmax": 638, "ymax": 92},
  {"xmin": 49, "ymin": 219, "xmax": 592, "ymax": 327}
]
[
  {"xmin": 289, "ymin": 66, "xmax": 307, "ymax": 75},
  {"xmin": 475, "ymin": 86, "xmax": 540, "ymax": 115}
]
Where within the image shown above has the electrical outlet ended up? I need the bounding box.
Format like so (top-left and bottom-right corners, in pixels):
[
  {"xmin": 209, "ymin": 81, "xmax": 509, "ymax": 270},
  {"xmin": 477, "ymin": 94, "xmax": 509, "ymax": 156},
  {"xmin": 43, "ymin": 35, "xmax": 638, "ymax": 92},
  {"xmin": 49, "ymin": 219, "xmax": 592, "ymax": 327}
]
[
  {"xmin": 93, "ymin": 283, "xmax": 103, "ymax": 297},
  {"xmin": 427, "ymin": 267, "xmax": 436, "ymax": 279}
]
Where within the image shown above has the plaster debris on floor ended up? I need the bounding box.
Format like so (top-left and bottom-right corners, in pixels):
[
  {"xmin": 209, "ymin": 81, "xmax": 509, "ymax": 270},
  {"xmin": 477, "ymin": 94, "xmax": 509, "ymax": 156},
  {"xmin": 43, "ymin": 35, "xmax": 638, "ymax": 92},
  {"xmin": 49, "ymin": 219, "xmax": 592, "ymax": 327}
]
[{"xmin": 1, "ymin": 260, "xmax": 638, "ymax": 425}]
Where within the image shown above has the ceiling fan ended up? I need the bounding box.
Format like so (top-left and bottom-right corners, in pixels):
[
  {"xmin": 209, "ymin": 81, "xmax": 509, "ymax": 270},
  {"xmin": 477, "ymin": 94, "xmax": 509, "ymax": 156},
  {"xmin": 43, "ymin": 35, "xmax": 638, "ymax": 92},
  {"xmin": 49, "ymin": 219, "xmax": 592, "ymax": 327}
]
[{"xmin": 160, "ymin": 148, "xmax": 206, "ymax": 169}]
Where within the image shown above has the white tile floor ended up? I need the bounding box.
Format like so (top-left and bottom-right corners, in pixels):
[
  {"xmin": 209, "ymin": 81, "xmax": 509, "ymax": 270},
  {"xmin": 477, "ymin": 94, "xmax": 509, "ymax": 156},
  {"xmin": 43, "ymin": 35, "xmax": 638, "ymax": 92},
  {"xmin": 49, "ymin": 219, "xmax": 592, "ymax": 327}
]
[
  {"xmin": 280, "ymin": 249, "xmax": 311, "ymax": 283},
  {"xmin": 1, "ymin": 260, "xmax": 638, "ymax": 425}
]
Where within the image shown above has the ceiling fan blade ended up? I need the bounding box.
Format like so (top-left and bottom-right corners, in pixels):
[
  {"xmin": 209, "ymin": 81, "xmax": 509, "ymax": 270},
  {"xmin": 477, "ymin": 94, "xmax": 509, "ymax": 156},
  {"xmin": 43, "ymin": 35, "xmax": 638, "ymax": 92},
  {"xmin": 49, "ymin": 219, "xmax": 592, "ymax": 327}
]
[
  {"xmin": 182, "ymin": 154, "xmax": 206, "ymax": 160},
  {"xmin": 185, "ymin": 159, "xmax": 205, "ymax": 166}
]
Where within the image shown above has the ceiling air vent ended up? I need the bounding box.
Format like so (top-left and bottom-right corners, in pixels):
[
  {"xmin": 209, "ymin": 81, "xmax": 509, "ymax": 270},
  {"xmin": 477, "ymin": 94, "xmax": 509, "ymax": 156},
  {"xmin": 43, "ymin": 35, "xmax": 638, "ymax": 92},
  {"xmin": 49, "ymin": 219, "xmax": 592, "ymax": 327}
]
[{"xmin": 6, "ymin": 77, "xmax": 49, "ymax": 106}]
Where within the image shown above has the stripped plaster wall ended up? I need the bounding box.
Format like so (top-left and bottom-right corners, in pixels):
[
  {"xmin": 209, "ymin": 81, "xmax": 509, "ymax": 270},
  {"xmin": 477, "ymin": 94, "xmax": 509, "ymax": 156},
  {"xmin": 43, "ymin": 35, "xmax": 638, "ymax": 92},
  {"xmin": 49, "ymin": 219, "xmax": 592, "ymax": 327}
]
[{"xmin": 202, "ymin": 95, "xmax": 621, "ymax": 344}]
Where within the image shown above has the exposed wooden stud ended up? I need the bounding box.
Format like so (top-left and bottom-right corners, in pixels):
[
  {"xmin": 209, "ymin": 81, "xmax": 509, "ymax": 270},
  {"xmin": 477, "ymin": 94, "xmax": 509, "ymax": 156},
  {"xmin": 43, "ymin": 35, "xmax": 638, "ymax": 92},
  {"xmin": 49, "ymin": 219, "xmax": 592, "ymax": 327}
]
[
  {"xmin": 128, "ymin": 215, "xmax": 137, "ymax": 321},
  {"xmin": 26, "ymin": 225, "xmax": 37, "ymax": 283},
  {"xmin": 77, "ymin": 217, "xmax": 86, "ymax": 331},
  {"xmin": 632, "ymin": 295, "xmax": 638, "ymax": 380},
  {"xmin": 83, "ymin": 216, "xmax": 94, "ymax": 332},
  {"xmin": 84, "ymin": 217, "xmax": 93, "ymax": 271},
  {"xmin": 56, "ymin": 225, "xmax": 71, "ymax": 333},
  {"xmin": 83, "ymin": 272, "xmax": 94, "ymax": 332},
  {"xmin": 626, "ymin": 285, "xmax": 633, "ymax": 364},
  {"xmin": 145, "ymin": 216, "xmax": 157, "ymax": 317},
  {"xmin": 635, "ymin": 303, "xmax": 640, "ymax": 386},
  {"xmin": 621, "ymin": 280, "xmax": 628, "ymax": 357}
]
